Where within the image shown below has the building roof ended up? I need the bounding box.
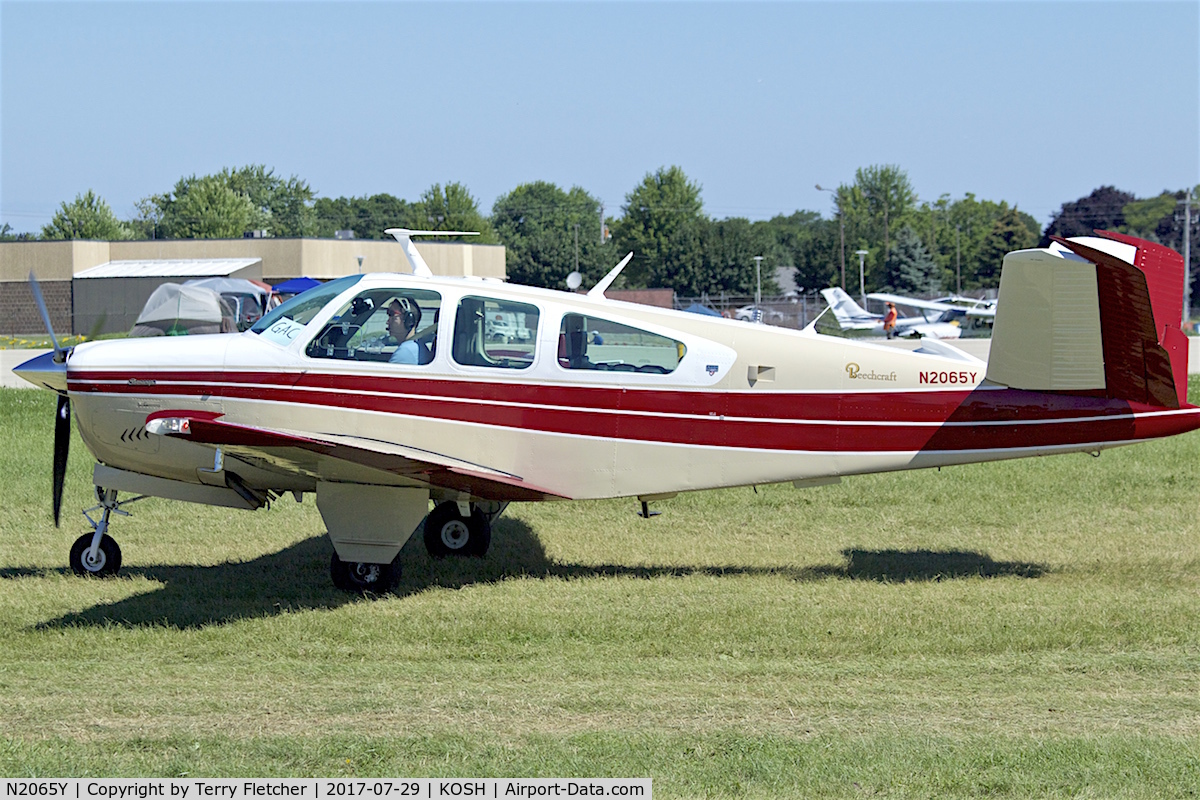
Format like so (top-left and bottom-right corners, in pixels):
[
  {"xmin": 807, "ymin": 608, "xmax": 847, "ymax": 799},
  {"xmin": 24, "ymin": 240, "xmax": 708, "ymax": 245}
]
[{"xmin": 73, "ymin": 258, "xmax": 261, "ymax": 279}]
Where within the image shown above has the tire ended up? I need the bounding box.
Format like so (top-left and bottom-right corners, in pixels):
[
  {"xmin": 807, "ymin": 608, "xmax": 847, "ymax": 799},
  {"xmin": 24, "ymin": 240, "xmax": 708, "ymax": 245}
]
[
  {"xmin": 330, "ymin": 552, "xmax": 399, "ymax": 594},
  {"xmin": 423, "ymin": 503, "xmax": 492, "ymax": 559},
  {"xmin": 69, "ymin": 533, "xmax": 122, "ymax": 578}
]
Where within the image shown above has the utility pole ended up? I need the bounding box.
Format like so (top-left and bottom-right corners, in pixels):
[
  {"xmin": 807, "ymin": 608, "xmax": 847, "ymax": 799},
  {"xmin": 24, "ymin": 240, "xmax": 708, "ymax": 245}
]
[
  {"xmin": 816, "ymin": 184, "xmax": 846, "ymax": 289},
  {"xmin": 1181, "ymin": 190, "xmax": 1194, "ymax": 326},
  {"xmin": 955, "ymin": 225, "xmax": 962, "ymax": 295},
  {"xmin": 855, "ymin": 249, "xmax": 869, "ymax": 306}
]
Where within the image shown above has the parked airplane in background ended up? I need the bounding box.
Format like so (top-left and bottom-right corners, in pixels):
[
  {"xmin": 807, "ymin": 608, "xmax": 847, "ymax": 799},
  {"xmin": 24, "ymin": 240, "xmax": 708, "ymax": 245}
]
[
  {"xmin": 16, "ymin": 230, "xmax": 1198, "ymax": 593},
  {"xmin": 866, "ymin": 292, "xmax": 997, "ymax": 337},
  {"xmin": 820, "ymin": 287, "xmax": 965, "ymax": 338}
]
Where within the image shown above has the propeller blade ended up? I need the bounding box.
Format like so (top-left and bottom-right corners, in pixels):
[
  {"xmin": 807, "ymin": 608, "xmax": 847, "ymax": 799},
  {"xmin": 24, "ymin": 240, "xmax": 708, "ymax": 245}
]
[
  {"xmin": 28, "ymin": 271, "xmax": 63, "ymax": 358},
  {"xmin": 53, "ymin": 395, "xmax": 70, "ymax": 527}
]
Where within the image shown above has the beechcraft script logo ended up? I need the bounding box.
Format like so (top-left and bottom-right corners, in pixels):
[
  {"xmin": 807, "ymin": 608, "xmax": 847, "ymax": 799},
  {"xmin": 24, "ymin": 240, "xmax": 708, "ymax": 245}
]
[{"xmin": 845, "ymin": 362, "xmax": 897, "ymax": 382}]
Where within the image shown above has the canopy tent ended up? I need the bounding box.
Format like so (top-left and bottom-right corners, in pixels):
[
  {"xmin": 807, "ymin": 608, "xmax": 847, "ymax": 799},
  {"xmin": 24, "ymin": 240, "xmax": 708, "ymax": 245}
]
[
  {"xmin": 130, "ymin": 283, "xmax": 236, "ymax": 337},
  {"xmin": 184, "ymin": 277, "xmax": 273, "ymax": 330},
  {"xmin": 273, "ymin": 276, "xmax": 322, "ymax": 295}
]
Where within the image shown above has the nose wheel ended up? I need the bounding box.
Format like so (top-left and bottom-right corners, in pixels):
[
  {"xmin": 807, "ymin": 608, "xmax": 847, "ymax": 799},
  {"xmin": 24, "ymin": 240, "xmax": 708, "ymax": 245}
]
[
  {"xmin": 69, "ymin": 532, "xmax": 122, "ymax": 577},
  {"xmin": 70, "ymin": 487, "xmax": 146, "ymax": 578}
]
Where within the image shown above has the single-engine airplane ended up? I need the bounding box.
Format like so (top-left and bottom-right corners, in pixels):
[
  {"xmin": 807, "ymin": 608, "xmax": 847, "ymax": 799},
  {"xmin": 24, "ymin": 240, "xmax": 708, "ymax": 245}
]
[
  {"xmin": 819, "ymin": 287, "xmax": 965, "ymax": 339},
  {"xmin": 15, "ymin": 229, "xmax": 1200, "ymax": 592}
]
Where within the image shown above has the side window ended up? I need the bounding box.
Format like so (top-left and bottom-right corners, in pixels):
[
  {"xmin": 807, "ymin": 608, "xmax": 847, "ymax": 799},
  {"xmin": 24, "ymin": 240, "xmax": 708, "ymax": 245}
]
[
  {"xmin": 558, "ymin": 313, "xmax": 685, "ymax": 374},
  {"xmin": 307, "ymin": 288, "xmax": 441, "ymax": 365},
  {"xmin": 452, "ymin": 296, "xmax": 540, "ymax": 370}
]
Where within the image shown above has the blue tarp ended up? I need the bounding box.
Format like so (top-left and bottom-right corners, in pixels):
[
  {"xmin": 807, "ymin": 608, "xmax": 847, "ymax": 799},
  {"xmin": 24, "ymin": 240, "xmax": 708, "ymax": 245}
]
[
  {"xmin": 683, "ymin": 303, "xmax": 721, "ymax": 317},
  {"xmin": 273, "ymin": 277, "xmax": 322, "ymax": 294}
]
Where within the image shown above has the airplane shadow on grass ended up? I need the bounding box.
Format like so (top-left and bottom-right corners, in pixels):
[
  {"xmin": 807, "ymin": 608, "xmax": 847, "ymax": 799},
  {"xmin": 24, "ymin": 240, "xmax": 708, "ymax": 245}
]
[{"xmin": 9, "ymin": 517, "xmax": 1047, "ymax": 630}]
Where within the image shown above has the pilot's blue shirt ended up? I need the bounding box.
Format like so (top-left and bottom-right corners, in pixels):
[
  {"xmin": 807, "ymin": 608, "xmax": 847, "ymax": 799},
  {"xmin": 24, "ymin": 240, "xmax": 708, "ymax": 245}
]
[{"xmin": 390, "ymin": 340, "xmax": 421, "ymax": 364}]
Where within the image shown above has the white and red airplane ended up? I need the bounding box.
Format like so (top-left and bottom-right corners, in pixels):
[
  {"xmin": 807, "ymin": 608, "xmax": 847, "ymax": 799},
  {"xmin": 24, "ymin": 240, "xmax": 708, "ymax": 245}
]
[{"xmin": 16, "ymin": 229, "xmax": 1198, "ymax": 592}]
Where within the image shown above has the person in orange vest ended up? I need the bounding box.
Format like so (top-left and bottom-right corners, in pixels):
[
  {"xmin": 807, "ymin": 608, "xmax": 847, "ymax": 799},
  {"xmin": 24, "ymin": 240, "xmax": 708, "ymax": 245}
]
[{"xmin": 883, "ymin": 302, "xmax": 898, "ymax": 339}]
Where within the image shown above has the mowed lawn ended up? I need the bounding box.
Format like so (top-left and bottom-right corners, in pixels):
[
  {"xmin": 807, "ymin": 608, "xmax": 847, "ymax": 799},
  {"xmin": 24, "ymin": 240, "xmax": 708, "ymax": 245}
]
[{"xmin": 1, "ymin": 382, "xmax": 1198, "ymax": 796}]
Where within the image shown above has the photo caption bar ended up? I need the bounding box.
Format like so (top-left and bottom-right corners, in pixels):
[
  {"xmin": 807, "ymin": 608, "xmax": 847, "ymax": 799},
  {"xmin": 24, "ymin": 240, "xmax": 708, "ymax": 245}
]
[{"xmin": 3, "ymin": 780, "xmax": 651, "ymax": 800}]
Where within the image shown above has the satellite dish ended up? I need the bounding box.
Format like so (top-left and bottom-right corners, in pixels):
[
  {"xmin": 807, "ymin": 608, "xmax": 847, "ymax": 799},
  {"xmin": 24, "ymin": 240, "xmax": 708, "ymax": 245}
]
[{"xmin": 566, "ymin": 271, "xmax": 583, "ymax": 290}]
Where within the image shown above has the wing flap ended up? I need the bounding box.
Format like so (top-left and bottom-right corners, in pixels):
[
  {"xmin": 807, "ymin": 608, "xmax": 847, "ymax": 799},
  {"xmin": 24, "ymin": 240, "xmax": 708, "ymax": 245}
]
[{"xmin": 145, "ymin": 412, "xmax": 566, "ymax": 501}]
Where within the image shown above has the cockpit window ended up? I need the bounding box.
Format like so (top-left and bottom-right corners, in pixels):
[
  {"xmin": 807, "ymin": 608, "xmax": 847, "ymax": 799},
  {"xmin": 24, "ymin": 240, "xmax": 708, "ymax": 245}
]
[
  {"xmin": 452, "ymin": 296, "xmax": 539, "ymax": 369},
  {"xmin": 557, "ymin": 313, "xmax": 685, "ymax": 374},
  {"xmin": 251, "ymin": 275, "xmax": 362, "ymax": 345},
  {"xmin": 306, "ymin": 288, "xmax": 441, "ymax": 365}
]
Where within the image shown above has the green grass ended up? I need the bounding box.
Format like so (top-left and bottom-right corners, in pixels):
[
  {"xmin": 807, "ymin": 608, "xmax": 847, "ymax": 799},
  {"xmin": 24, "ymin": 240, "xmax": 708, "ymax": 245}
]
[{"xmin": 2, "ymin": 384, "xmax": 1200, "ymax": 795}]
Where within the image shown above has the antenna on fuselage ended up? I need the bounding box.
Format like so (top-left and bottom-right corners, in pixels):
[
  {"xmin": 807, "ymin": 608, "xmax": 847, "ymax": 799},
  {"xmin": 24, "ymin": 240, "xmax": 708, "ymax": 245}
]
[
  {"xmin": 587, "ymin": 252, "xmax": 634, "ymax": 299},
  {"xmin": 384, "ymin": 229, "xmax": 479, "ymax": 278}
]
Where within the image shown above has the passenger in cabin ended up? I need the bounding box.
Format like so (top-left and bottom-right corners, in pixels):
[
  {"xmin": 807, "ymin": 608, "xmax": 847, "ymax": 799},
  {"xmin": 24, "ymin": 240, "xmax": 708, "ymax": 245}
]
[{"xmin": 386, "ymin": 298, "xmax": 432, "ymax": 365}]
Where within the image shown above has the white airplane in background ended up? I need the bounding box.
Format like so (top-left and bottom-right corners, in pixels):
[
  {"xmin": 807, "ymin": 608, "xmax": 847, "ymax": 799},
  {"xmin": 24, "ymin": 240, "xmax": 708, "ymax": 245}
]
[
  {"xmin": 867, "ymin": 292, "xmax": 997, "ymax": 337},
  {"xmin": 819, "ymin": 287, "xmax": 964, "ymax": 339},
  {"xmin": 15, "ymin": 230, "xmax": 1199, "ymax": 594}
]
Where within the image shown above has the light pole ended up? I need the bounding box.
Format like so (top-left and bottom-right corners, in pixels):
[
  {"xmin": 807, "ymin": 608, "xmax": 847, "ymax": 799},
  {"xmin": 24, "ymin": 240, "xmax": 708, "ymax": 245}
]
[
  {"xmin": 855, "ymin": 250, "xmax": 868, "ymax": 306},
  {"xmin": 816, "ymin": 184, "xmax": 846, "ymax": 289},
  {"xmin": 753, "ymin": 255, "xmax": 764, "ymax": 322}
]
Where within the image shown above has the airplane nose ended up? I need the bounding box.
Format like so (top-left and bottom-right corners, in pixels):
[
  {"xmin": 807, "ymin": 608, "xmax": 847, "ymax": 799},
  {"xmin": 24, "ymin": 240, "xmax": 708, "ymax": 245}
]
[{"xmin": 13, "ymin": 350, "xmax": 68, "ymax": 393}]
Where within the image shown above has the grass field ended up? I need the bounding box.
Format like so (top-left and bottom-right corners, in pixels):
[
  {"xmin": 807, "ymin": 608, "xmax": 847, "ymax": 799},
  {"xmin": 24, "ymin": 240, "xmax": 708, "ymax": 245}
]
[{"xmin": 1, "ymin": 383, "xmax": 1199, "ymax": 796}]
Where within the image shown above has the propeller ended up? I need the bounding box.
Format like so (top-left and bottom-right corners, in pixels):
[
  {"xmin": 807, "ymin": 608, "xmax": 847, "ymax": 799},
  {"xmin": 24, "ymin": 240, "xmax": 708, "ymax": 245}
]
[{"xmin": 29, "ymin": 272, "xmax": 70, "ymax": 526}]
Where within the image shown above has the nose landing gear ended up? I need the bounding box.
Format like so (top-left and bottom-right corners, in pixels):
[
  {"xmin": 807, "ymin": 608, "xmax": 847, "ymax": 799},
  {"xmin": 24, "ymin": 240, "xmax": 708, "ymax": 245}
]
[{"xmin": 70, "ymin": 487, "xmax": 146, "ymax": 578}]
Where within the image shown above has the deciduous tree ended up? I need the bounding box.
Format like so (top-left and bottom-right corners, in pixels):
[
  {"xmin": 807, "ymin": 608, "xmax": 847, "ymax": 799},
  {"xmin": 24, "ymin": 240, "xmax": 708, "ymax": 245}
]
[
  {"xmin": 492, "ymin": 181, "xmax": 608, "ymax": 288},
  {"xmin": 1040, "ymin": 186, "xmax": 1136, "ymax": 246},
  {"xmin": 411, "ymin": 182, "xmax": 496, "ymax": 243},
  {"xmin": 41, "ymin": 190, "xmax": 132, "ymax": 241},
  {"xmin": 609, "ymin": 166, "xmax": 706, "ymax": 291}
]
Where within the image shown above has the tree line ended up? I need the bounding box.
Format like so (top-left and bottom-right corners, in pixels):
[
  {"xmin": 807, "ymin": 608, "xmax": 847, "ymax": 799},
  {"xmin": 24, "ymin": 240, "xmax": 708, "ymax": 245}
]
[{"xmin": 4, "ymin": 164, "xmax": 1197, "ymax": 299}]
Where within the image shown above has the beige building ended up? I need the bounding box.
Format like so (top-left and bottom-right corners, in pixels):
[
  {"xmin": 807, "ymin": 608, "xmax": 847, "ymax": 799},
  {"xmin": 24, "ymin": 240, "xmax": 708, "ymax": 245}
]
[{"xmin": 0, "ymin": 237, "xmax": 505, "ymax": 335}]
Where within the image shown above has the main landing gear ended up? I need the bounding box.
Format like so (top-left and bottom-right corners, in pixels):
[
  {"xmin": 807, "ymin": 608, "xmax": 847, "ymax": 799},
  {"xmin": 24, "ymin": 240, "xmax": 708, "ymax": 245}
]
[
  {"xmin": 423, "ymin": 501, "xmax": 494, "ymax": 559},
  {"xmin": 69, "ymin": 487, "xmax": 146, "ymax": 577},
  {"xmin": 330, "ymin": 552, "xmax": 400, "ymax": 594}
]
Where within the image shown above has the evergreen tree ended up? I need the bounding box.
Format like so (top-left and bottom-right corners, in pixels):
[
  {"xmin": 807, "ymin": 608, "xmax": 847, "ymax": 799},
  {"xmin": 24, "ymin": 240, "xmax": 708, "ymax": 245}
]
[{"xmin": 881, "ymin": 225, "xmax": 940, "ymax": 295}]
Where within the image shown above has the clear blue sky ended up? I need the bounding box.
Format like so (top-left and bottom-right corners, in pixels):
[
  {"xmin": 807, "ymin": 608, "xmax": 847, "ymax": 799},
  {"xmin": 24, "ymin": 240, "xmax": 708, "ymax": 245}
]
[{"xmin": 2, "ymin": 1, "xmax": 1197, "ymax": 235}]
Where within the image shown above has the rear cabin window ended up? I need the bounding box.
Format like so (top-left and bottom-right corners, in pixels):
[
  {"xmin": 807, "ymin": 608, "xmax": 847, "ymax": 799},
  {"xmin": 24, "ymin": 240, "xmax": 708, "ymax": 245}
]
[
  {"xmin": 557, "ymin": 313, "xmax": 685, "ymax": 374},
  {"xmin": 306, "ymin": 288, "xmax": 442, "ymax": 365},
  {"xmin": 452, "ymin": 296, "xmax": 540, "ymax": 370}
]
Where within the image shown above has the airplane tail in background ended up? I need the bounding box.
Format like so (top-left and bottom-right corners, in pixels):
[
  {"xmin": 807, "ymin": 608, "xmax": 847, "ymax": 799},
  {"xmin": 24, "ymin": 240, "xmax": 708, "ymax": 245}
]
[
  {"xmin": 986, "ymin": 231, "xmax": 1188, "ymax": 408},
  {"xmin": 820, "ymin": 287, "xmax": 878, "ymax": 328}
]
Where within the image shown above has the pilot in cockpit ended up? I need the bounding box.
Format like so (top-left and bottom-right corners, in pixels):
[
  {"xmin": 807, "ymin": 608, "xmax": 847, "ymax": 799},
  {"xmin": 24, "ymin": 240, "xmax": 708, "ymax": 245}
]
[{"xmin": 383, "ymin": 297, "xmax": 431, "ymax": 364}]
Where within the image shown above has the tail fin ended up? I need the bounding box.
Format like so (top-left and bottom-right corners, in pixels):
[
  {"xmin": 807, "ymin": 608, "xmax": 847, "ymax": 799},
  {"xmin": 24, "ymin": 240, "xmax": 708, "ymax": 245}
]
[
  {"xmin": 986, "ymin": 231, "xmax": 1187, "ymax": 407},
  {"xmin": 820, "ymin": 287, "xmax": 877, "ymax": 328}
]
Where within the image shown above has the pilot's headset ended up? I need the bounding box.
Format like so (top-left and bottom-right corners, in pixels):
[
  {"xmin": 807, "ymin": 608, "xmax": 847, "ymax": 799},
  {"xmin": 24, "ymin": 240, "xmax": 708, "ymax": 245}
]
[{"xmin": 393, "ymin": 296, "xmax": 421, "ymax": 331}]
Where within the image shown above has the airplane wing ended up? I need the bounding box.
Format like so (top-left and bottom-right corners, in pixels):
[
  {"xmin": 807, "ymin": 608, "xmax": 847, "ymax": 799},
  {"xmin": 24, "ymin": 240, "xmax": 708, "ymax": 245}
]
[
  {"xmin": 866, "ymin": 292, "xmax": 958, "ymax": 313},
  {"xmin": 145, "ymin": 411, "xmax": 566, "ymax": 502}
]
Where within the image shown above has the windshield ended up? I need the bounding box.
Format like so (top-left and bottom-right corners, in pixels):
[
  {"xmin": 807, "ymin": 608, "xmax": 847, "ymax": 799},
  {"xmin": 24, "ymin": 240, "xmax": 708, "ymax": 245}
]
[{"xmin": 250, "ymin": 275, "xmax": 363, "ymax": 341}]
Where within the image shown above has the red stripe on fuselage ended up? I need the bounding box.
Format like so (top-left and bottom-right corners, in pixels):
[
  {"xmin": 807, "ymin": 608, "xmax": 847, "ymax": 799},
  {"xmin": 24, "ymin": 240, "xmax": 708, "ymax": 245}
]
[{"xmin": 67, "ymin": 369, "xmax": 1200, "ymax": 453}]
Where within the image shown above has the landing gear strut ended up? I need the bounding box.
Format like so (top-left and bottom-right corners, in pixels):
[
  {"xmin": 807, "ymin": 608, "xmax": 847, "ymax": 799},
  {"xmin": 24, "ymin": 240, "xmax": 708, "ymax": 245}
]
[{"xmin": 70, "ymin": 487, "xmax": 145, "ymax": 577}]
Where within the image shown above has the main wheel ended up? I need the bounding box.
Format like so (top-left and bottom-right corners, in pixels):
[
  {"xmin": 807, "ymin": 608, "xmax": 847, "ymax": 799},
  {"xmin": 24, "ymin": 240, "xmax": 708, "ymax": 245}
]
[
  {"xmin": 423, "ymin": 503, "xmax": 492, "ymax": 558},
  {"xmin": 69, "ymin": 533, "xmax": 122, "ymax": 578},
  {"xmin": 330, "ymin": 552, "xmax": 399, "ymax": 594}
]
